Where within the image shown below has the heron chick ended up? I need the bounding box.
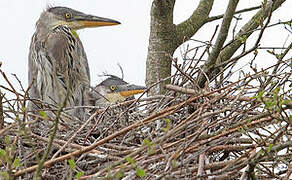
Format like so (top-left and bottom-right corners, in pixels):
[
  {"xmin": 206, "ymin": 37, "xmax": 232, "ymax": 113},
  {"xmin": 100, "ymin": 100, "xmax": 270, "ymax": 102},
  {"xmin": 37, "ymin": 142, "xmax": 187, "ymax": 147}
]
[
  {"xmin": 87, "ymin": 75, "xmax": 146, "ymax": 107},
  {"xmin": 28, "ymin": 7, "xmax": 120, "ymax": 119}
]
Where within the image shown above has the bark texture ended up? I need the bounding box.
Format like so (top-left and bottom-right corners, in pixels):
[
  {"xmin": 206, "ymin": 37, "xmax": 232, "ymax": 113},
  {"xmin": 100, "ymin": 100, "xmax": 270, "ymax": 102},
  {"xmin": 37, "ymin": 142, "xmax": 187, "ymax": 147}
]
[{"xmin": 145, "ymin": 0, "xmax": 176, "ymax": 95}]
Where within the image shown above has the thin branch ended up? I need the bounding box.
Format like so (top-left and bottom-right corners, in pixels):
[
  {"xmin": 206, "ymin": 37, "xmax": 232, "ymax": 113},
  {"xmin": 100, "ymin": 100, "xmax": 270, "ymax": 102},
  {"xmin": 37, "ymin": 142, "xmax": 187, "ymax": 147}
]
[
  {"xmin": 30, "ymin": 133, "xmax": 102, "ymax": 154},
  {"xmin": 0, "ymin": 92, "xmax": 4, "ymax": 129},
  {"xmin": 197, "ymin": 0, "xmax": 286, "ymax": 87},
  {"xmin": 265, "ymin": 41, "xmax": 292, "ymax": 84},
  {"xmin": 198, "ymin": 0, "xmax": 239, "ymax": 87},
  {"xmin": 0, "ymin": 70, "xmax": 24, "ymax": 107},
  {"xmin": 51, "ymin": 109, "xmax": 101, "ymax": 159},
  {"xmin": 207, "ymin": 5, "xmax": 261, "ymax": 22}
]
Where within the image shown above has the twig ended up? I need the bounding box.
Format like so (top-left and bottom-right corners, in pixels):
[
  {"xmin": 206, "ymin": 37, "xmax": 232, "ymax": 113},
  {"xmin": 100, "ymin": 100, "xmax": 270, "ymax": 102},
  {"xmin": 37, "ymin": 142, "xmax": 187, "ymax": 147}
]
[
  {"xmin": 81, "ymin": 107, "xmax": 108, "ymax": 146},
  {"xmin": 0, "ymin": 93, "xmax": 4, "ymax": 129},
  {"xmin": 0, "ymin": 70, "xmax": 24, "ymax": 107},
  {"xmin": 207, "ymin": 5, "xmax": 261, "ymax": 22},
  {"xmin": 30, "ymin": 133, "xmax": 102, "ymax": 154}
]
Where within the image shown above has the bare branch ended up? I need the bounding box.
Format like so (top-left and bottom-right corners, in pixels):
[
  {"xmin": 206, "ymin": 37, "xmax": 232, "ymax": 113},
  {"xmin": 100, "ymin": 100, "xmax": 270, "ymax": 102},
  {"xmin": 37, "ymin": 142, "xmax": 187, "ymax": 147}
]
[
  {"xmin": 197, "ymin": 0, "xmax": 286, "ymax": 87},
  {"xmin": 207, "ymin": 5, "xmax": 261, "ymax": 22},
  {"xmin": 198, "ymin": 0, "xmax": 239, "ymax": 87},
  {"xmin": 0, "ymin": 93, "xmax": 4, "ymax": 129}
]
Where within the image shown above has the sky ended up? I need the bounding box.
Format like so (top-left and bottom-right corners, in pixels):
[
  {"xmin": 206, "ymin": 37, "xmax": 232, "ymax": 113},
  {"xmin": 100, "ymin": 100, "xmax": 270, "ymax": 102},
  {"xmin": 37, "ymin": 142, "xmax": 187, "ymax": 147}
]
[{"xmin": 0, "ymin": 0, "xmax": 291, "ymax": 97}]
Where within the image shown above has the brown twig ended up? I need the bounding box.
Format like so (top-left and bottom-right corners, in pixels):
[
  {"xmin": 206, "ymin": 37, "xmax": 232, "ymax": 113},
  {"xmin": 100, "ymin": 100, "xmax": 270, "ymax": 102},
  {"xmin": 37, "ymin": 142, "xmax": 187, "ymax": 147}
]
[{"xmin": 0, "ymin": 93, "xmax": 4, "ymax": 129}]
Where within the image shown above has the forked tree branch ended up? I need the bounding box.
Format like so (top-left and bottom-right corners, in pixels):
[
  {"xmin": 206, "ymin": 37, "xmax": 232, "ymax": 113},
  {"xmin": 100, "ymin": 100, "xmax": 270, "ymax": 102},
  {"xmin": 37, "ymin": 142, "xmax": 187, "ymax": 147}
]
[
  {"xmin": 201, "ymin": 0, "xmax": 240, "ymax": 88},
  {"xmin": 175, "ymin": 0, "xmax": 214, "ymax": 46}
]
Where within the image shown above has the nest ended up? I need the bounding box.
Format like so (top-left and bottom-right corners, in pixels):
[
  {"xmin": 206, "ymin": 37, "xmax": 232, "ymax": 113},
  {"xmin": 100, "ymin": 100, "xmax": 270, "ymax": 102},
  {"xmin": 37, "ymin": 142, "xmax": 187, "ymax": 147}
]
[{"xmin": 0, "ymin": 54, "xmax": 292, "ymax": 179}]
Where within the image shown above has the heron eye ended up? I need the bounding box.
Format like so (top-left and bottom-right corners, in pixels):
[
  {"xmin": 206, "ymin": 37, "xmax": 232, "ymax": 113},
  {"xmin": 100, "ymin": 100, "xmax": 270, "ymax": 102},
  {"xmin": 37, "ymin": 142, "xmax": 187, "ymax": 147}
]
[
  {"xmin": 110, "ymin": 85, "xmax": 116, "ymax": 91},
  {"xmin": 65, "ymin": 12, "xmax": 71, "ymax": 19}
]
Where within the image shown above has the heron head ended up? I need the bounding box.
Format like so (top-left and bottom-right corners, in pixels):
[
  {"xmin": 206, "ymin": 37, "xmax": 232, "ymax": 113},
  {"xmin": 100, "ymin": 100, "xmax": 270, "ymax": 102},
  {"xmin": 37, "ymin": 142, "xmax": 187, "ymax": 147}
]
[
  {"xmin": 89, "ymin": 75, "xmax": 146, "ymax": 105},
  {"xmin": 37, "ymin": 6, "xmax": 120, "ymax": 30}
]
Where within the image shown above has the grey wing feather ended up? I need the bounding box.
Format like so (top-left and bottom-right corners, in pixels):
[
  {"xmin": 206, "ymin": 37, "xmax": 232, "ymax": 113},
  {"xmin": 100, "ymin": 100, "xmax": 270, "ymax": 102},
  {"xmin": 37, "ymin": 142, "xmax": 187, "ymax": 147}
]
[
  {"xmin": 28, "ymin": 33, "xmax": 41, "ymax": 101},
  {"xmin": 28, "ymin": 28, "xmax": 90, "ymax": 119},
  {"xmin": 28, "ymin": 31, "xmax": 72, "ymax": 107}
]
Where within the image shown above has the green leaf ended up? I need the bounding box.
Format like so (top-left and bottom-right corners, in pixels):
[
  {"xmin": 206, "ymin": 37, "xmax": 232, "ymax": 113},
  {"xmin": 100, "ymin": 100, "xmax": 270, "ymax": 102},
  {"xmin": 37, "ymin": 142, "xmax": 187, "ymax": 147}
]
[
  {"xmin": 76, "ymin": 171, "xmax": 84, "ymax": 179},
  {"xmin": 115, "ymin": 171, "xmax": 124, "ymax": 179},
  {"xmin": 265, "ymin": 100, "xmax": 273, "ymax": 108},
  {"xmin": 106, "ymin": 167, "xmax": 113, "ymax": 179},
  {"xmin": 125, "ymin": 157, "xmax": 136, "ymax": 166},
  {"xmin": 39, "ymin": 111, "xmax": 48, "ymax": 119},
  {"xmin": 258, "ymin": 91, "xmax": 264, "ymax": 98},
  {"xmin": 147, "ymin": 148, "xmax": 156, "ymax": 155},
  {"xmin": 68, "ymin": 159, "xmax": 76, "ymax": 170},
  {"xmin": 171, "ymin": 160, "xmax": 178, "ymax": 168},
  {"xmin": 267, "ymin": 143, "xmax": 273, "ymax": 153},
  {"xmin": 162, "ymin": 118, "xmax": 171, "ymax": 132},
  {"xmin": 144, "ymin": 139, "xmax": 157, "ymax": 155},
  {"xmin": 0, "ymin": 172, "xmax": 9, "ymax": 179},
  {"xmin": 136, "ymin": 167, "xmax": 146, "ymax": 178},
  {"xmin": 275, "ymin": 87, "xmax": 280, "ymax": 94},
  {"xmin": 4, "ymin": 136, "xmax": 10, "ymax": 144},
  {"xmin": 280, "ymin": 99, "xmax": 290, "ymax": 106},
  {"xmin": 120, "ymin": 162, "xmax": 126, "ymax": 169},
  {"xmin": 0, "ymin": 148, "xmax": 6, "ymax": 158},
  {"xmin": 13, "ymin": 158, "xmax": 21, "ymax": 168},
  {"xmin": 144, "ymin": 139, "xmax": 151, "ymax": 146},
  {"xmin": 273, "ymin": 94, "xmax": 278, "ymax": 101}
]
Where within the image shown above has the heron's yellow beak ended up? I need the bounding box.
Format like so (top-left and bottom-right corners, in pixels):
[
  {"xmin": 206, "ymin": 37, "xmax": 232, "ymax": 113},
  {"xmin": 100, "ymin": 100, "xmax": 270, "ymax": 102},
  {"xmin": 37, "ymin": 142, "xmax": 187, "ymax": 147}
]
[
  {"xmin": 80, "ymin": 21, "xmax": 120, "ymax": 27},
  {"xmin": 106, "ymin": 85, "xmax": 145, "ymax": 103},
  {"xmin": 118, "ymin": 84, "xmax": 146, "ymax": 97},
  {"xmin": 120, "ymin": 89, "xmax": 145, "ymax": 97},
  {"xmin": 75, "ymin": 15, "xmax": 120, "ymax": 28}
]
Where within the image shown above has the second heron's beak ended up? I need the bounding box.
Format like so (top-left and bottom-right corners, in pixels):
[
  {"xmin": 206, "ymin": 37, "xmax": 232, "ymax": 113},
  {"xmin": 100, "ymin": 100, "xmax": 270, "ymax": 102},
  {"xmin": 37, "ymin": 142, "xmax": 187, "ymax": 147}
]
[
  {"xmin": 73, "ymin": 14, "xmax": 120, "ymax": 29},
  {"xmin": 118, "ymin": 84, "xmax": 146, "ymax": 97}
]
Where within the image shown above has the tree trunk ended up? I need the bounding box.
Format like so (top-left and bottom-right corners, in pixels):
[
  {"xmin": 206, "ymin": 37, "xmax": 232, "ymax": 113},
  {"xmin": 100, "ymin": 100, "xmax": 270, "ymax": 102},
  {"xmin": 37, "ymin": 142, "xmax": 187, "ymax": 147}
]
[
  {"xmin": 145, "ymin": 0, "xmax": 176, "ymax": 95},
  {"xmin": 146, "ymin": 0, "xmax": 214, "ymax": 95}
]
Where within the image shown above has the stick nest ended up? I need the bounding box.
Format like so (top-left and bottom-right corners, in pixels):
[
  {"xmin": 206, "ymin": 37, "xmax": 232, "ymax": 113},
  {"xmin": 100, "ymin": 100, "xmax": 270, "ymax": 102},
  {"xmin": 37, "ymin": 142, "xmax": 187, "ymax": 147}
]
[{"xmin": 0, "ymin": 55, "xmax": 291, "ymax": 180}]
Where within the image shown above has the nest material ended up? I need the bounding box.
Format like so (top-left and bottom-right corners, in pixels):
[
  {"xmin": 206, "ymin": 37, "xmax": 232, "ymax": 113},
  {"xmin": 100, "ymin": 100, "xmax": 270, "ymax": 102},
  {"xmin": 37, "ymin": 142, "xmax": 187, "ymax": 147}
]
[{"xmin": 0, "ymin": 57, "xmax": 291, "ymax": 179}]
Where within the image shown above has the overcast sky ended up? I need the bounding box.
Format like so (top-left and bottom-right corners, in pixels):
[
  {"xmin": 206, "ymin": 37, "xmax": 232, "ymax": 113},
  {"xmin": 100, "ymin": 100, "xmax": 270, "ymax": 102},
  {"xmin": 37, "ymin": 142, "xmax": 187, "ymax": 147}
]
[{"xmin": 0, "ymin": 0, "xmax": 291, "ymax": 96}]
